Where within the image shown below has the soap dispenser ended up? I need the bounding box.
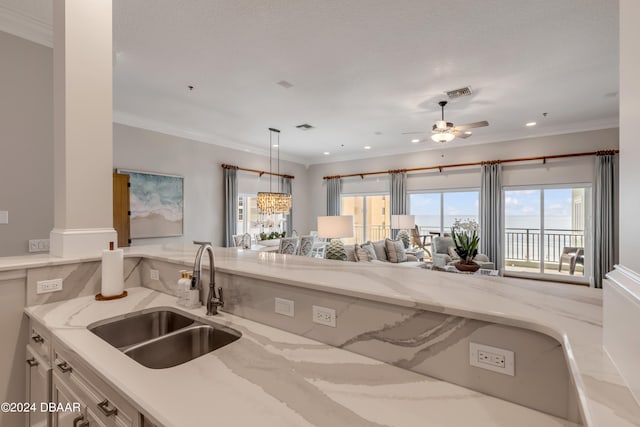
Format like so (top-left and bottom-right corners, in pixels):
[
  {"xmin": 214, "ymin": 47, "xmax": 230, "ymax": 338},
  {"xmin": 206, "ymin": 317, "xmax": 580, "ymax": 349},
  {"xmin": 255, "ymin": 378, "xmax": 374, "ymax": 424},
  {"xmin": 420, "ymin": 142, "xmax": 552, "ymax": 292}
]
[{"xmin": 176, "ymin": 271, "xmax": 191, "ymax": 305}]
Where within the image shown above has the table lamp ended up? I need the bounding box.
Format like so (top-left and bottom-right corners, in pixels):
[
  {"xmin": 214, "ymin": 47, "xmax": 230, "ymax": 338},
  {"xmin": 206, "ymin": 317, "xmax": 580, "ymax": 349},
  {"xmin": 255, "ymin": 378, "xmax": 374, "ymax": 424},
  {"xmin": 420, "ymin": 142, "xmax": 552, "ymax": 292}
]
[
  {"xmin": 317, "ymin": 215, "xmax": 354, "ymax": 260},
  {"xmin": 391, "ymin": 214, "xmax": 415, "ymax": 248}
]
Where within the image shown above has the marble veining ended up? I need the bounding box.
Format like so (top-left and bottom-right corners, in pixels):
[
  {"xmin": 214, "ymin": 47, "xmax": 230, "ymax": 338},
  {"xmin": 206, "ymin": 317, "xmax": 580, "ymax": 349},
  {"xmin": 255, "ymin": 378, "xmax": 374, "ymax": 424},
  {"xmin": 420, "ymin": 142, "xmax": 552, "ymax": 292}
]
[
  {"xmin": 27, "ymin": 288, "xmax": 578, "ymax": 427},
  {"xmin": 5, "ymin": 243, "xmax": 639, "ymax": 426}
]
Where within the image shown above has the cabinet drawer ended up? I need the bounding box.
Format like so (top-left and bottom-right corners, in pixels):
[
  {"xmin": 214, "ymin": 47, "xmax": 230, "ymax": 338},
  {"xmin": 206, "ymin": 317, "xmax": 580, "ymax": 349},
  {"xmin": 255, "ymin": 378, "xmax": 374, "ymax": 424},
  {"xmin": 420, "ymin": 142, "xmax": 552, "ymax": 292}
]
[
  {"xmin": 28, "ymin": 317, "xmax": 51, "ymax": 364},
  {"xmin": 53, "ymin": 342, "xmax": 137, "ymax": 427}
]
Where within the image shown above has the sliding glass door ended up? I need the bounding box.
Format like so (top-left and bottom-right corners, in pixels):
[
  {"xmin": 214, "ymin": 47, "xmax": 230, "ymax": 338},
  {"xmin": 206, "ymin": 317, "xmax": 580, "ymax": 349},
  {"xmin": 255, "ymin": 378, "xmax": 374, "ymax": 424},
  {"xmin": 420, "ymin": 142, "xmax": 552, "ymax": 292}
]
[
  {"xmin": 504, "ymin": 186, "xmax": 590, "ymax": 281},
  {"xmin": 409, "ymin": 190, "xmax": 479, "ymax": 235},
  {"xmin": 341, "ymin": 194, "xmax": 390, "ymax": 244}
]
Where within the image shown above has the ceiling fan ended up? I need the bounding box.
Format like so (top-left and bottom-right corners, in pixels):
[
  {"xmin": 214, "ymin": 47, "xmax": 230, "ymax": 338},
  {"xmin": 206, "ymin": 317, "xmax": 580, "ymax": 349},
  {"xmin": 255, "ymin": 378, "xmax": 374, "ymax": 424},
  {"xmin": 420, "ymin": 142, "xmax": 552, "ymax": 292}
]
[{"xmin": 403, "ymin": 101, "xmax": 489, "ymax": 143}]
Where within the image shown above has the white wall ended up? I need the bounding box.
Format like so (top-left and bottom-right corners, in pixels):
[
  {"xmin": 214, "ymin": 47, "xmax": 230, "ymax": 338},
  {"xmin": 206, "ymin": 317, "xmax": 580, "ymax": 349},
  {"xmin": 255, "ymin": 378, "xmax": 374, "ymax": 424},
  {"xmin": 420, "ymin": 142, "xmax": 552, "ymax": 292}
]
[
  {"xmin": 619, "ymin": 0, "xmax": 640, "ymax": 275},
  {"xmin": 307, "ymin": 128, "xmax": 619, "ymax": 224},
  {"xmin": 113, "ymin": 124, "xmax": 311, "ymax": 246},
  {"xmin": 0, "ymin": 31, "xmax": 53, "ymax": 257}
]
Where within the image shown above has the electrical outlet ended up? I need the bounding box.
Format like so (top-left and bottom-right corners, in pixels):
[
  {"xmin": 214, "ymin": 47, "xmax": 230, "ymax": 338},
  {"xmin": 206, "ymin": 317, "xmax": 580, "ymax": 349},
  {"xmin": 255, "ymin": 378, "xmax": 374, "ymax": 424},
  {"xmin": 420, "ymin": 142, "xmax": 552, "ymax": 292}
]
[
  {"xmin": 312, "ymin": 305, "xmax": 336, "ymax": 327},
  {"xmin": 36, "ymin": 278, "xmax": 63, "ymax": 294},
  {"xmin": 275, "ymin": 298, "xmax": 294, "ymax": 317},
  {"xmin": 150, "ymin": 269, "xmax": 160, "ymax": 280},
  {"xmin": 29, "ymin": 239, "xmax": 50, "ymax": 252},
  {"xmin": 469, "ymin": 343, "xmax": 514, "ymax": 376}
]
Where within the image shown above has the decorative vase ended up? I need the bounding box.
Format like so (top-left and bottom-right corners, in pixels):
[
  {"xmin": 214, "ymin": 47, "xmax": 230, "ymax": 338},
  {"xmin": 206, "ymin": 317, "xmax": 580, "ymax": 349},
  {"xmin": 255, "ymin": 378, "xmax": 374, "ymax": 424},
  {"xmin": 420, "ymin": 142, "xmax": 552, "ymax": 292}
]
[
  {"xmin": 454, "ymin": 261, "xmax": 481, "ymax": 272},
  {"xmin": 325, "ymin": 239, "xmax": 347, "ymax": 261}
]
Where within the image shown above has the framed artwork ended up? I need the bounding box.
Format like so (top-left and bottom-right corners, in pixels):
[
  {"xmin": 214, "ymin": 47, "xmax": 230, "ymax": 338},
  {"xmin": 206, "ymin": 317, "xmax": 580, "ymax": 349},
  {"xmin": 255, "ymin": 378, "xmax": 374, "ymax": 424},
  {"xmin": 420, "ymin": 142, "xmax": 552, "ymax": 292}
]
[{"xmin": 117, "ymin": 169, "xmax": 184, "ymax": 238}]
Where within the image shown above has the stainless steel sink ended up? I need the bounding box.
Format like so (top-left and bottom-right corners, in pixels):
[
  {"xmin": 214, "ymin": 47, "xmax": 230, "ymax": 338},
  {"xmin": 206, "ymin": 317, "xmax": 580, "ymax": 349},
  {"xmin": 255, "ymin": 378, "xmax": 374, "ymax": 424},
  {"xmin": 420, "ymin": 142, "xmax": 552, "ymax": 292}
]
[
  {"xmin": 88, "ymin": 308, "xmax": 241, "ymax": 368},
  {"xmin": 90, "ymin": 309, "xmax": 195, "ymax": 350},
  {"xmin": 124, "ymin": 324, "xmax": 241, "ymax": 369}
]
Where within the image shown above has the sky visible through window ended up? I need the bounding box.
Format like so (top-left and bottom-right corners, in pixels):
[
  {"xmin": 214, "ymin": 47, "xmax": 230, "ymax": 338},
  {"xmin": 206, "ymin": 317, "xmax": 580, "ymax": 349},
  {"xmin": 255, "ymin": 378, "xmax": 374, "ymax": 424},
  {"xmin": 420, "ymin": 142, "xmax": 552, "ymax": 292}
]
[
  {"xmin": 505, "ymin": 188, "xmax": 576, "ymax": 230},
  {"xmin": 411, "ymin": 188, "xmax": 580, "ymax": 232}
]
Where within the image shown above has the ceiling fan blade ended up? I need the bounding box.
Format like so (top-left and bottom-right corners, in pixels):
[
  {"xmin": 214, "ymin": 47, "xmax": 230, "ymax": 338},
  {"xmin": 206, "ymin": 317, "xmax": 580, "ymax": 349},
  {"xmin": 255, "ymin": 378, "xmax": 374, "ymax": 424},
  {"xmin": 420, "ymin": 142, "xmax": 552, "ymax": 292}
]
[
  {"xmin": 453, "ymin": 121, "xmax": 489, "ymax": 131},
  {"xmin": 457, "ymin": 132, "xmax": 473, "ymax": 139},
  {"xmin": 401, "ymin": 131, "xmax": 427, "ymax": 135}
]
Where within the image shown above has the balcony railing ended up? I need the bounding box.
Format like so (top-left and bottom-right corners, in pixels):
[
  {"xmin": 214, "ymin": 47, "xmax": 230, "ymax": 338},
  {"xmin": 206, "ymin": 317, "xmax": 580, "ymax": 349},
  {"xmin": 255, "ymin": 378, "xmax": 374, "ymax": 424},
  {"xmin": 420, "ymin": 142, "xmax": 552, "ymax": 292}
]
[
  {"xmin": 352, "ymin": 225, "xmax": 391, "ymax": 242},
  {"xmin": 504, "ymin": 228, "xmax": 585, "ymax": 263}
]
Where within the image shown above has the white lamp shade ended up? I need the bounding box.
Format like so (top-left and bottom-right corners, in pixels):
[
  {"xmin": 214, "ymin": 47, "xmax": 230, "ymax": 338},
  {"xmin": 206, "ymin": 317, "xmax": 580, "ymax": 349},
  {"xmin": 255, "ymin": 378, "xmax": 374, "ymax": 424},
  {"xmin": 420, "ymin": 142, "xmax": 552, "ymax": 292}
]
[
  {"xmin": 317, "ymin": 215, "xmax": 354, "ymax": 239},
  {"xmin": 391, "ymin": 214, "xmax": 415, "ymax": 229}
]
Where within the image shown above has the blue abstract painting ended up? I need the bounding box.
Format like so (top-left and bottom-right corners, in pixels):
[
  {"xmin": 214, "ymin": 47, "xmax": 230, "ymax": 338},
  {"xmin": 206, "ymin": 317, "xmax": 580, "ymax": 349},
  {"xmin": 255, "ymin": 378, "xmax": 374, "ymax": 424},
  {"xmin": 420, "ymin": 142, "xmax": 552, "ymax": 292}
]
[{"xmin": 118, "ymin": 170, "xmax": 183, "ymax": 238}]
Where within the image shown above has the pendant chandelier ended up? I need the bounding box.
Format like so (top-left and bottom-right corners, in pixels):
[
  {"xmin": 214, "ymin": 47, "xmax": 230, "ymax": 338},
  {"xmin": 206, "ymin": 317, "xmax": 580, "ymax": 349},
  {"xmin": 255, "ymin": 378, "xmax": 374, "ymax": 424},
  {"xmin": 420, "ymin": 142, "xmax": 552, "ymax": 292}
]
[{"xmin": 257, "ymin": 128, "xmax": 292, "ymax": 215}]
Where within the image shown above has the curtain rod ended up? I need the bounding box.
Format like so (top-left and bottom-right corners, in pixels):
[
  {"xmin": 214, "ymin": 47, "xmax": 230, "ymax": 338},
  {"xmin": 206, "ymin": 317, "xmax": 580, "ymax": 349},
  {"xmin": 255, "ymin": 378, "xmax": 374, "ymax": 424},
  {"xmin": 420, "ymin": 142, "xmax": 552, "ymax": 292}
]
[
  {"xmin": 221, "ymin": 163, "xmax": 295, "ymax": 179},
  {"xmin": 322, "ymin": 150, "xmax": 619, "ymax": 180}
]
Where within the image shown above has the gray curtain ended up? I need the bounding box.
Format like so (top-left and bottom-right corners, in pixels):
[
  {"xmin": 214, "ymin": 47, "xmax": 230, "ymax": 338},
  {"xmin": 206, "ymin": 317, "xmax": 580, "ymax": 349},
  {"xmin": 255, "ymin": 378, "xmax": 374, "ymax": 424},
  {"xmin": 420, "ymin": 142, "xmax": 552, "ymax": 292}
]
[
  {"xmin": 224, "ymin": 168, "xmax": 237, "ymax": 247},
  {"xmin": 593, "ymin": 153, "xmax": 618, "ymax": 288},
  {"xmin": 280, "ymin": 176, "xmax": 293, "ymax": 237},
  {"xmin": 326, "ymin": 177, "xmax": 341, "ymax": 216},
  {"xmin": 390, "ymin": 172, "xmax": 408, "ymax": 239},
  {"xmin": 480, "ymin": 163, "xmax": 503, "ymax": 272}
]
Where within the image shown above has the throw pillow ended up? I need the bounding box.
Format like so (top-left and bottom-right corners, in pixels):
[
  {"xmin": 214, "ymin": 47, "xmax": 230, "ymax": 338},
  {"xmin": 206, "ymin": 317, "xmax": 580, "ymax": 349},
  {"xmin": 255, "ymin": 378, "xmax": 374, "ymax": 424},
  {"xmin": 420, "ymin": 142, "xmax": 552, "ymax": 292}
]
[
  {"xmin": 372, "ymin": 240, "xmax": 388, "ymax": 261},
  {"xmin": 448, "ymin": 246, "xmax": 460, "ymax": 260},
  {"xmin": 360, "ymin": 242, "xmax": 377, "ymax": 260},
  {"xmin": 345, "ymin": 245, "xmax": 358, "ymax": 262},
  {"xmin": 355, "ymin": 246, "xmax": 371, "ymax": 262},
  {"xmin": 385, "ymin": 238, "xmax": 407, "ymax": 263},
  {"xmin": 325, "ymin": 240, "xmax": 347, "ymax": 261}
]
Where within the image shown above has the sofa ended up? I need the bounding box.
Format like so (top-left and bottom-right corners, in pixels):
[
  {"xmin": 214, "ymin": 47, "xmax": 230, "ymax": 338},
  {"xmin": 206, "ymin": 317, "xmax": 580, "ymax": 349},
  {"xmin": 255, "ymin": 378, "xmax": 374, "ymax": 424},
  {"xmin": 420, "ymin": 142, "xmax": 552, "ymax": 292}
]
[
  {"xmin": 431, "ymin": 236, "xmax": 495, "ymax": 270},
  {"xmin": 343, "ymin": 239, "xmax": 423, "ymax": 267}
]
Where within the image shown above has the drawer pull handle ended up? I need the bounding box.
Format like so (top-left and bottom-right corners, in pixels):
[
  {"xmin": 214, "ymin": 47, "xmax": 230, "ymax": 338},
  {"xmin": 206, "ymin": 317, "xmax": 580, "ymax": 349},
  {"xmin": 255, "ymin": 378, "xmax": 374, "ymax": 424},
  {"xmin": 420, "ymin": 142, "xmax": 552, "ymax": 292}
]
[
  {"xmin": 97, "ymin": 399, "xmax": 118, "ymax": 417},
  {"xmin": 31, "ymin": 334, "xmax": 44, "ymax": 344},
  {"xmin": 56, "ymin": 361, "xmax": 72, "ymax": 373},
  {"xmin": 26, "ymin": 358, "xmax": 39, "ymax": 367},
  {"xmin": 73, "ymin": 414, "xmax": 89, "ymax": 427}
]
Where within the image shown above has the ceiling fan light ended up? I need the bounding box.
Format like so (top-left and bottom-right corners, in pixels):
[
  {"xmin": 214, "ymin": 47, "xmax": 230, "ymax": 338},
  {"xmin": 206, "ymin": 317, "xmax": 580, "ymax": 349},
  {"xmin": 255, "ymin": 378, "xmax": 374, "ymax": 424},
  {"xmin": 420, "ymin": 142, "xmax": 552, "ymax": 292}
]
[
  {"xmin": 431, "ymin": 132, "xmax": 456, "ymax": 143},
  {"xmin": 435, "ymin": 120, "xmax": 448, "ymax": 130}
]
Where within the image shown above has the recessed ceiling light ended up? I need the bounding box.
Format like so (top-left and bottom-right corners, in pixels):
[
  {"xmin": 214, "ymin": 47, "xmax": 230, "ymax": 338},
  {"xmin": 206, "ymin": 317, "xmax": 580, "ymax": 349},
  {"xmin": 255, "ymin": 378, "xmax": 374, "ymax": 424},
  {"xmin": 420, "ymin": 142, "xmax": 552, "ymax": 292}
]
[
  {"xmin": 526, "ymin": 122, "xmax": 537, "ymax": 127},
  {"xmin": 364, "ymin": 146, "xmax": 371, "ymax": 150},
  {"xmin": 323, "ymin": 152, "xmax": 330, "ymax": 155},
  {"xmin": 464, "ymin": 131, "xmax": 472, "ymax": 135},
  {"xmin": 411, "ymin": 139, "xmax": 420, "ymax": 143},
  {"xmin": 272, "ymin": 144, "xmax": 279, "ymax": 147}
]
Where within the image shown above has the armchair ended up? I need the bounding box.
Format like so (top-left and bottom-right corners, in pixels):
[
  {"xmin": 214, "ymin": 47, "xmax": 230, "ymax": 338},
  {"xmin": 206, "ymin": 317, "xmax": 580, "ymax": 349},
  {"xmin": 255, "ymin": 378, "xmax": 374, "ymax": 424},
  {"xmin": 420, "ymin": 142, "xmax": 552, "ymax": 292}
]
[{"xmin": 559, "ymin": 247, "xmax": 584, "ymax": 275}]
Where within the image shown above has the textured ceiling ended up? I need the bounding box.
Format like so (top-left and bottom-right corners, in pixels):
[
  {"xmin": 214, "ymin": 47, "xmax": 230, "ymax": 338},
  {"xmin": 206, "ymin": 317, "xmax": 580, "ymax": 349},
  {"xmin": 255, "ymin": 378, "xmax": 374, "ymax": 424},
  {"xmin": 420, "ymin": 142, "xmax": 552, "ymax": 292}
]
[{"xmin": 0, "ymin": 0, "xmax": 620, "ymax": 165}]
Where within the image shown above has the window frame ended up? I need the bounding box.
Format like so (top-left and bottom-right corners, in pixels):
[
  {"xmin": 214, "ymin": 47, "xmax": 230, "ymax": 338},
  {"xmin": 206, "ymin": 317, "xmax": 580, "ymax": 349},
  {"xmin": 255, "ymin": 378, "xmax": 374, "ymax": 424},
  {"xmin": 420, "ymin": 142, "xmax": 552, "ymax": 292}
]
[{"xmin": 340, "ymin": 192, "xmax": 390, "ymax": 242}]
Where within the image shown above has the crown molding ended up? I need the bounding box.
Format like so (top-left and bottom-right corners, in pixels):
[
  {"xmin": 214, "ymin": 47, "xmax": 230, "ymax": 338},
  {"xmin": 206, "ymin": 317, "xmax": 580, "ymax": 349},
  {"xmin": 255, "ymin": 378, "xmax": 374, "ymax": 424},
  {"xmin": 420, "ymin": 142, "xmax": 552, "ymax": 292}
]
[
  {"xmin": 113, "ymin": 110, "xmax": 309, "ymax": 166},
  {"xmin": 0, "ymin": 4, "xmax": 52, "ymax": 47}
]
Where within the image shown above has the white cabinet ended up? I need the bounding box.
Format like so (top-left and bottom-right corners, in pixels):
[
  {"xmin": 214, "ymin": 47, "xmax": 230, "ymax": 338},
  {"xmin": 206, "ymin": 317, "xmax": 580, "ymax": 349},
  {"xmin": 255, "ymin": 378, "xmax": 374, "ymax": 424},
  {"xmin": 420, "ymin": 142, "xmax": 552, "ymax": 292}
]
[
  {"xmin": 51, "ymin": 372, "xmax": 83, "ymax": 427},
  {"xmin": 51, "ymin": 346, "xmax": 138, "ymax": 427},
  {"xmin": 26, "ymin": 345, "xmax": 51, "ymax": 427}
]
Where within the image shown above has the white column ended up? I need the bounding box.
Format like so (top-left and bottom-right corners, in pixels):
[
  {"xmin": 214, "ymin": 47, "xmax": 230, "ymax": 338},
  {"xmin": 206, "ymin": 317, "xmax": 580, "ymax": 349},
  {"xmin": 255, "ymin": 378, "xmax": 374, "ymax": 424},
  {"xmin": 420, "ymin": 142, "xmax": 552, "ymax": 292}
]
[
  {"xmin": 603, "ymin": 0, "xmax": 640, "ymax": 407},
  {"xmin": 50, "ymin": 0, "xmax": 116, "ymax": 257}
]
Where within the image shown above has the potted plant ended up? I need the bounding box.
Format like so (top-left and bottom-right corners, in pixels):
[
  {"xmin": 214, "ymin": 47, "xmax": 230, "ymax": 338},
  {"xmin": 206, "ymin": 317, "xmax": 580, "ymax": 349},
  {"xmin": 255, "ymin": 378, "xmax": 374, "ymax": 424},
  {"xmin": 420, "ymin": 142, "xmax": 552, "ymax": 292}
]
[
  {"xmin": 257, "ymin": 231, "xmax": 286, "ymax": 246},
  {"xmin": 451, "ymin": 219, "xmax": 481, "ymax": 272}
]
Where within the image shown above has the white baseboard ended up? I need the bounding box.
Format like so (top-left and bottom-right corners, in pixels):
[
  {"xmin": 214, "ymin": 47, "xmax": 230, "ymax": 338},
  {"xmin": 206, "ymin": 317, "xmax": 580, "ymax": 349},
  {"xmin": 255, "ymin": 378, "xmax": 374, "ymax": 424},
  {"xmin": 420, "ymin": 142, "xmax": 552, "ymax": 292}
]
[
  {"xmin": 49, "ymin": 228, "xmax": 117, "ymax": 258},
  {"xmin": 604, "ymin": 265, "xmax": 640, "ymax": 407}
]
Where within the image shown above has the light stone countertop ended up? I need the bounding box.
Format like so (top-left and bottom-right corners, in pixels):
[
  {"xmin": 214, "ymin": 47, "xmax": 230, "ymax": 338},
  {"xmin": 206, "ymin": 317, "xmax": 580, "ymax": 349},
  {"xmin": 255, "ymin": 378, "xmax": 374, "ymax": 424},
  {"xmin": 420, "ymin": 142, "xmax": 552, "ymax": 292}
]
[
  {"xmin": 26, "ymin": 287, "xmax": 578, "ymax": 427},
  {"xmin": 7, "ymin": 243, "xmax": 640, "ymax": 426}
]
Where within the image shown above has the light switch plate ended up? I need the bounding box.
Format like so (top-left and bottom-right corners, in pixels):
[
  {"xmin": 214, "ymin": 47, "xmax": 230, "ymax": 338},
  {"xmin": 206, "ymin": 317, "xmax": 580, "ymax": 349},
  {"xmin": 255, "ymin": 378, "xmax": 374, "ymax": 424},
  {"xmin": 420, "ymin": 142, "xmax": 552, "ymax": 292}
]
[
  {"xmin": 275, "ymin": 297, "xmax": 294, "ymax": 317},
  {"xmin": 150, "ymin": 269, "xmax": 160, "ymax": 280},
  {"xmin": 37, "ymin": 278, "xmax": 63, "ymax": 294},
  {"xmin": 0, "ymin": 211, "xmax": 7, "ymax": 224},
  {"xmin": 29, "ymin": 239, "xmax": 50, "ymax": 252}
]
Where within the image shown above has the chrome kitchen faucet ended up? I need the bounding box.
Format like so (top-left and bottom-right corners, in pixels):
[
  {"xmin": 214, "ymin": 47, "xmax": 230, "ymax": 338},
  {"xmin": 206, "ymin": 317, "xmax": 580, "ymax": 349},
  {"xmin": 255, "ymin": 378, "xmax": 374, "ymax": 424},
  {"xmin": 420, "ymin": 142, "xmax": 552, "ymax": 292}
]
[{"xmin": 192, "ymin": 241, "xmax": 224, "ymax": 315}]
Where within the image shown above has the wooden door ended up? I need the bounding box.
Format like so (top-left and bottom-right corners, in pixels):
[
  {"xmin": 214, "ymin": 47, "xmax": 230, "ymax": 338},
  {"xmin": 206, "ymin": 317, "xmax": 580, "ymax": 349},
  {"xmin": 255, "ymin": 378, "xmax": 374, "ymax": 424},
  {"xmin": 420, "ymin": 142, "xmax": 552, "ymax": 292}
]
[{"xmin": 113, "ymin": 173, "xmax": 130, "ymax": 248}]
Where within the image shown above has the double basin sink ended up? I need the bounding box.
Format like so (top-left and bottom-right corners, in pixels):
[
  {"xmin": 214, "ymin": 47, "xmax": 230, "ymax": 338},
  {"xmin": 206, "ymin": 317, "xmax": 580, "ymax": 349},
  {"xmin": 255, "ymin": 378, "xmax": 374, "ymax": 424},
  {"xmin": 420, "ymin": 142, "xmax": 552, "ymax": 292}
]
[{"xmin": 89, "ymin": 308, "xmax": 241, "ymax": 369}]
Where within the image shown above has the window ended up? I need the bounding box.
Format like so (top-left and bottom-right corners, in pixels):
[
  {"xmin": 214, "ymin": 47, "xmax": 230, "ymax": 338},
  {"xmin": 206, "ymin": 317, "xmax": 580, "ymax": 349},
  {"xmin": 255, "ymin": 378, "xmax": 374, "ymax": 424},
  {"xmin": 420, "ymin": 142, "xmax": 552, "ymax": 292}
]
[
  {"xmin": 503, "ymin": 186, "xmax": 591, "ymax": 281},
  {"xmin": 237, "ymin": 194, "xmax": 286, "ymax": 241},
  {"xmin": 341, "ymin": 194, "xmax": 390, "ymax": 244},
  {"xmin": 409, "ymin": 190, "xmax": 479, "ymax": 235}
]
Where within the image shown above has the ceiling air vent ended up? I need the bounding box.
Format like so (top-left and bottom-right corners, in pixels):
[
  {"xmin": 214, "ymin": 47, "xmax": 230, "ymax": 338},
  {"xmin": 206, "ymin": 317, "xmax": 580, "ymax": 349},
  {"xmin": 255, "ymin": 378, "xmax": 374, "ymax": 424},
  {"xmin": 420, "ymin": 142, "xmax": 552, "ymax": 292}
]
[
  {"xmin": 445, "ymin": 86, "xmax": 473, "ymax": 99},
  {"xmin": 296, "ymin": 123, "xmax": 314, "ymax": 131}
]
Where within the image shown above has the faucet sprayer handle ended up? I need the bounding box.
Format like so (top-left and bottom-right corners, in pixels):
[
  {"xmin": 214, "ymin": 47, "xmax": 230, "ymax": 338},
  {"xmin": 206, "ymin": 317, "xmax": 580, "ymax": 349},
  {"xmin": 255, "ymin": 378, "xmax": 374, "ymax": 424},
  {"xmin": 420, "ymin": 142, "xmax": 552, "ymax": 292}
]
[
  {"xmin": 216, "ymin": 287, "xmax": 224, "ymax": 305},
  {"xmin": 193, "ymin": 240, "xmax": 212, "ymax": 246}
]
